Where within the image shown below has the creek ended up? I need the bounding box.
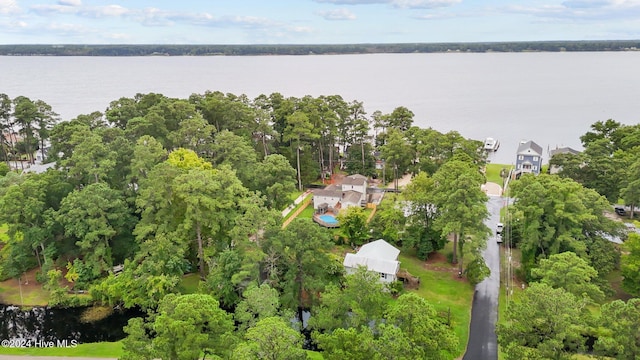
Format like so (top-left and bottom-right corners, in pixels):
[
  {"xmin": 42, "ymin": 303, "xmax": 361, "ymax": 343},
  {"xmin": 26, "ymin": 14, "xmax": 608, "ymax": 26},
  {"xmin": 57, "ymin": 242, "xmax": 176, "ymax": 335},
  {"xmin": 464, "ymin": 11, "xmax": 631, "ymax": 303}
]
[{"xmin": 0, "ymin": 304, "xmax": 142, "ymax": 343}]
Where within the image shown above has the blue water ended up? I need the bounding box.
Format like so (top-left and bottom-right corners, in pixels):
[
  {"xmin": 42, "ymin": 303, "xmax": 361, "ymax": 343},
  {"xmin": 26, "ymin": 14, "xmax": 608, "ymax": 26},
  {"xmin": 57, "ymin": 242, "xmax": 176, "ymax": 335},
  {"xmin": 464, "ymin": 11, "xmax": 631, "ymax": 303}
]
[
  {"xmin": 3, "ymin": 52, "xmax": 640, "ymax": 164},
  {"xmin": 319, "ymin": 214, "xmax": 338, "ymax": 224}
]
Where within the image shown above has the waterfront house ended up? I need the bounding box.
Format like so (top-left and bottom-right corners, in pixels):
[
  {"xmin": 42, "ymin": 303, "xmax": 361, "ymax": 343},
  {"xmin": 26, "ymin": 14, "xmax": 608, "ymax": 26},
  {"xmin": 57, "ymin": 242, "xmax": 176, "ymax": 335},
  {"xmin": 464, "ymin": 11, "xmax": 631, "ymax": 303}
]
[
  {"xmin": 515, "ymin": 140, "xmax": 543, "ymax": 177},
  {"xmin": 548, "ymin": 146, "xmax": 581, "ymax": 174},
  {"xmin": 343, "ymin": 239, "xmax": 400, "ymax": 283}
]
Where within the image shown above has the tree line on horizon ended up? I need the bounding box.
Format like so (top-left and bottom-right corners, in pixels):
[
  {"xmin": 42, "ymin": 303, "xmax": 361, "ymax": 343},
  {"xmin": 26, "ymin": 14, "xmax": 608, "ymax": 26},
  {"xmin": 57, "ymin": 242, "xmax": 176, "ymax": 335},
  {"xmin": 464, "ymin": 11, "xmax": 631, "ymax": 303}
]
[{"xmin": 1, "ymin": 40, "xmax": 640, "ymax": 56}]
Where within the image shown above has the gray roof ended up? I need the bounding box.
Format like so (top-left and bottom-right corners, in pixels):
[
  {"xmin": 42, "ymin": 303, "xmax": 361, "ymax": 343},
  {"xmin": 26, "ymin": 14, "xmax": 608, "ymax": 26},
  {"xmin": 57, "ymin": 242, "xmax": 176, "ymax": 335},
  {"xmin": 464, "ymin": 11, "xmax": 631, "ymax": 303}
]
[
  {"xmin": 357, "ymin": 239, "xmax": 400, "ymax": 260},
  {"xmin": 517, "ymin": 140, "xmax": 543, "ymax": 156},
  {"xmin": 342, "ymin": 190, "xmax": 362, "ymax": 204},
  {"xmin": 313, "ymin": 184, "xmax": 341, "ymax": 198},
  {"xmin": 343, "ymin": 239, "xmax": 400, "ymax": 274},
  {"xmin": 549, "ymin": 146, "xmax": 581, "ymax": 157},
  {"xmin": 22, "ymin": 162, "xmax": 56, "ymax": 174},
  {"xmin": 342, "ymin": 174, "xmax": 367, "ymax": 186}
]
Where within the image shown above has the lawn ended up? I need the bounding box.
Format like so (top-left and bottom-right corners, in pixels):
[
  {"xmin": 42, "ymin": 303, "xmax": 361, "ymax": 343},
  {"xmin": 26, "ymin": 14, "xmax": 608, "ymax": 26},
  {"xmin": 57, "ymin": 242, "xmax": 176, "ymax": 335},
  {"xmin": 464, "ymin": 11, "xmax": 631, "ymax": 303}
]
[
  {"xmin": 287, "ymin": 191, "xmax": 303, "ymax": 205},
  {"xmin": 282, "ymin": 194, "xmax": 313, "ymax": 223},
  {"xmin": 177, "ymin": 273, "xmax": 202, "ymax": 294},
  {"xmin": 398, "ymin": 249, "xmax": 474, "ymax": 358},
  {"xmin": 0, "ymin": 272, "xmax": 50, "ymax": 306},
  {"xmin": 298, "ymin": 204, "xmax": 316, "ymax": 219},
  {"xmin": 0, "ymin": 223, "xmax": 8, "ymax": 242},
  {"xmin": 485, "ymin": 163, "xmax": 512, "ymax": 186},
  {"xmin": 605, "ymin": 269, "xmax": 632, "ymax": 301},
  {"xmin": 0, "ymin": 341, "xmax": 123, "ymax": 357},
  {"xmin": 0, "ymin": 339, "xmax": 325, "ymax": 359}
]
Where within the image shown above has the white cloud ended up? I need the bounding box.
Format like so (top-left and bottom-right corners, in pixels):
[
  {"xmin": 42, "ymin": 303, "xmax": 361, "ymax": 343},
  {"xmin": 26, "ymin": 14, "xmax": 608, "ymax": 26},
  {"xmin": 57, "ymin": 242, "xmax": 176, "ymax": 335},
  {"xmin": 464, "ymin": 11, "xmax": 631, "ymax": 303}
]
[
  {"xmin": 104, "ymin": 32, "xmax": 131, "ymax": 40},
  {"xmin": 314, "ymin": 0, "xmax": 460, "ymax": 8},
  {"xmin": 58, "ymin": 0, "xmax": 82, "ymax": 6},
  {"xmin": 47, "ymin": 22, "xmax": 85, "ymax": 31},
  {"xmin": 315, "ymin": 0, "xmax": 386, "ymax": 4},
  {"xmin": 78, "ymin": 5, "xmax": 130, "ymax": 18},
  {"xmin": 507, "ymin": 0, "xmax": 640, "ymax": 20},
  {"xmin": 392, "ymin": 0, "xmax": 461, "ymax": 8},
  {"xmin": 0, "ymin": 0, "xmax": 20, "ymax": 15},
  {"xmin": 561, "ymin": 0, "xmax": 640, "ymax": 8},
  {"xmin": 316, "ymin": 8, "xmax": 357, "ymax": 20},
  {"xmin": 30, "ymin": 4, "xmax": 78, "ymax": 15}
]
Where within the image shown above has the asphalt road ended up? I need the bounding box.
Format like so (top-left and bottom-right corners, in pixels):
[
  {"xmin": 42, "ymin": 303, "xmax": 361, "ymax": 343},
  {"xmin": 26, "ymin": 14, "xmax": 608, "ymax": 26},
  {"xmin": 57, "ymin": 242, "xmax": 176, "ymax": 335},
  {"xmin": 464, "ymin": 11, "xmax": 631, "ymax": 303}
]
[{"xmin": 462, "ymin": 196, "xmax": 503, "ymax": 360}]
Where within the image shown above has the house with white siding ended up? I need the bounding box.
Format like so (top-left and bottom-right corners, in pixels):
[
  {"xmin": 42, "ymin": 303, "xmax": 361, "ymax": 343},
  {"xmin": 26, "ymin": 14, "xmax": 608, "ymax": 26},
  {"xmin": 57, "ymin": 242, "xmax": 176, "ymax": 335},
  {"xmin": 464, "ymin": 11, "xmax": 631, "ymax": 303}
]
[
  {"xmin": 312, "ymin": 174, "xmax": 368, "ymax": 211},
  {"xmin": 343, "ymin": 239, "xmax": 400, "ymax": 283}
]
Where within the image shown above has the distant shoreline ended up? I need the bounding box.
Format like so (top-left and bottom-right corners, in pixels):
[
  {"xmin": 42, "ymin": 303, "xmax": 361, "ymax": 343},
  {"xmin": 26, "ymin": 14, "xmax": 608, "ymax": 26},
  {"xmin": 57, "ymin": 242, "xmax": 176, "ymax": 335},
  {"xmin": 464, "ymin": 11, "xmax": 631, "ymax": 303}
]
[{"xmin": 1, "ymin": 40, "xmax": 640, "ymax": 56}]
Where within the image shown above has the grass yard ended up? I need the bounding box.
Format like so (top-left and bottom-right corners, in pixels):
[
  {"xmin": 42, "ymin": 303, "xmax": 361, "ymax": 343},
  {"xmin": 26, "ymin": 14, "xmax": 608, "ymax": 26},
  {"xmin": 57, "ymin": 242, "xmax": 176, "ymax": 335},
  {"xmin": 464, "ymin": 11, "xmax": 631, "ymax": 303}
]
[
  {"xmin": 398, "ymin": 250, "xmax": 474, "ymax": 358},
  {"xmin": 282, "ymin": 194, "xmax": 313, "ymax": 223},
  {"xmin": 0, "ymin": 268, "xmax": 50, "ymax": 306},
  {"xmin": 306, "ymin": 350, "xmax": 324, "ymax": 359},
  {"xmin": 0, "ymin": 223, "xmax": 8, "ymax": 241},
  {"xmin": 298, "ymin": 204, "xmax": 316, "ymax": 219},
  {"xmin": 485, "ymin": 163, "xmax": 511, "ymax": 187},
  {"xmin": 177, "ymin": 273, "xmax": 202, "ymax": 294},
  {"xmin": 605, "ymin": 269, "xmax": 633, "ymax": 301},
  {"xmin": 287, "ymin": 191, "xmax": 303, "ymax": 205},
  {"xmin": 0, "ymin": 341, "xmax": 123, "ymax": 357}
]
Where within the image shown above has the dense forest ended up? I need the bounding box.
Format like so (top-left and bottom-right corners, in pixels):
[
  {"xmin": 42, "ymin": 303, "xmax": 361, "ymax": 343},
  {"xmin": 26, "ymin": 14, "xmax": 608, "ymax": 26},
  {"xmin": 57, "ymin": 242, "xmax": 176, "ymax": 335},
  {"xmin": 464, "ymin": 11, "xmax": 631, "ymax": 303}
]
[
  {"xmin": 0, "ymin": 91, "xmax": 488, "ymax": 359},
  {"xmin": 1, "ymin": 40, "xmax": 640, "ymax": 56},
  {"xmin": 1, "ymin": 90, "xmax": 640, "ymax": 359}
]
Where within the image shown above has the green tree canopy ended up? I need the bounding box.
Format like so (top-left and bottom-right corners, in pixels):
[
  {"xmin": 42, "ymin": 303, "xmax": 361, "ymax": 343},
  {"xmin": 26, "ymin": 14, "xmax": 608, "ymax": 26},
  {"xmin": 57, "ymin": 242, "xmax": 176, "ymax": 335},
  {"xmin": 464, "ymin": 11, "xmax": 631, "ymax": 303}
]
[
  {"xmin": 621, "ymin": 233, "xmax": 640, "ymax": 297},
  {"xmin": 57, "ymin": 183, "xmax": 134, "ymax": 283},
  {"xmin": 336, "ymin": 206, "xmax": 369, "ymax": 246},
  {"xmin": 508, "ymin": 173, "xmax": 620, "ymax": 280},
  {"xmin": 498, "ymin": 282, "xmax": 587, "ymax": 360},
  {"xmin": 531, "ymin": 251, "xmax": 605, "ymax": 302},
  {"xmin": 234, "ymin": 317, "xmax": 308, "ymax": 360},
  {"xmin": 122, "ymin": 293, "xmax": 236, "ymax": 360},
  {"xmin": 594, "ymin": 298, "xmax": 640, "ymax": 360},
  {"xmin": 310, "ymin": 266, "xmax": 390, "ymax": 333}
]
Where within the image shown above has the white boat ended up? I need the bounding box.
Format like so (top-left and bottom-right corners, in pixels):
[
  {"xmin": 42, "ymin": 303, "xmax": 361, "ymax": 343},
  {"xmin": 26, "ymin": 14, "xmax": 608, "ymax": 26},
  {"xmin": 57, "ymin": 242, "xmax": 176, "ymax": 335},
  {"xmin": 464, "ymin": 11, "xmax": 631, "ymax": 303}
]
[{"xmin": 483, "ymin": 137, "xmax": 500, "ymax": 151}]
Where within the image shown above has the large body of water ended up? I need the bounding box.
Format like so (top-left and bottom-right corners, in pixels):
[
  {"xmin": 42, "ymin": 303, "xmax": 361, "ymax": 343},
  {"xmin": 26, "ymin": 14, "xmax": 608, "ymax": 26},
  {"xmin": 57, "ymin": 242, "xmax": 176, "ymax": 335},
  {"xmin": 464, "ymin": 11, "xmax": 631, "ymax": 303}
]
[{"xmin": 2, "ymin": 52, "xmax": 640, "ymax": 164}]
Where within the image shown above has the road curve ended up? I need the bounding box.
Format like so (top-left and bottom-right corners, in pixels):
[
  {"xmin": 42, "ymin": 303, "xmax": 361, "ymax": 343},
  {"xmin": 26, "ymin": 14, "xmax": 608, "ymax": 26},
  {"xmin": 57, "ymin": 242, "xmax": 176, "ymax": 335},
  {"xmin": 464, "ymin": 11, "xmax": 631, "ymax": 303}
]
[{"xmin": 462, "ymin": 196, "xmax": 503, "ymax": 360}]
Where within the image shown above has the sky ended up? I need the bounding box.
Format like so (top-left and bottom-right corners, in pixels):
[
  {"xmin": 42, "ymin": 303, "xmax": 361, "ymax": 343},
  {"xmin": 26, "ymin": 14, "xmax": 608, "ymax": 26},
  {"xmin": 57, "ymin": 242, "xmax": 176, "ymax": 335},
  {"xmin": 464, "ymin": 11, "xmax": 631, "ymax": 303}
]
[{"xmin": 1, "ymin": 0, "xmax": 640, "ymax": 44}]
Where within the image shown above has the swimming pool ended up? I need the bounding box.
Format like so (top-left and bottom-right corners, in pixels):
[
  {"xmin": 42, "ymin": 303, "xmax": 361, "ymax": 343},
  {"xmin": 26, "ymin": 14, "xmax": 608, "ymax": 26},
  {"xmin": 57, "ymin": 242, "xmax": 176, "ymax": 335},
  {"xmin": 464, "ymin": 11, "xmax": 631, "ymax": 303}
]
[{"xmin": 319, "ymin": 214, "xmax": 338, "ymax": 224}]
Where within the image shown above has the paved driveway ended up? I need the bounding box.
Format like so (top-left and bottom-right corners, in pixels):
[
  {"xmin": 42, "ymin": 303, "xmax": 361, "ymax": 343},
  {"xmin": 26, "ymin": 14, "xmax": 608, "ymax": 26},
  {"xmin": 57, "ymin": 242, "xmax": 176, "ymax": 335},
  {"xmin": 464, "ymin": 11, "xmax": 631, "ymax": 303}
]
[{"xmin": 462, "ymin": 196, "xmax": 503, "ymax": 360}]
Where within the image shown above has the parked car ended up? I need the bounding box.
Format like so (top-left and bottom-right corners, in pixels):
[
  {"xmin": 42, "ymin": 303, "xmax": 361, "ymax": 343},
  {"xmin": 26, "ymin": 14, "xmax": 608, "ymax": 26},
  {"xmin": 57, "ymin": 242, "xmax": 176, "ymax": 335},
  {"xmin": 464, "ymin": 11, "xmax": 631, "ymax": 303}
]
[
  {"xmin": 496, "ymin": 223, "xmax": 504, "ymax": 235},
  {"xmin": 615, "ymin": 207, "xmax": 627, "ymax": 216}
]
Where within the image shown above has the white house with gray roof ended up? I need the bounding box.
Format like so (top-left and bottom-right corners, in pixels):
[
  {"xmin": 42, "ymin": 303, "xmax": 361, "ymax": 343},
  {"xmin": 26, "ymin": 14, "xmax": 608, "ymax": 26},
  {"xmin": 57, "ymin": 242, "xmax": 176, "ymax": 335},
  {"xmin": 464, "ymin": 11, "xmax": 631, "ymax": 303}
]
[
  {"xmin": 312, "ymin": 174, "xmax": 368, "ymax": 211},
  {"xmin": 343, "ymin": 239, "xmax": 400, "ymax": 283}
]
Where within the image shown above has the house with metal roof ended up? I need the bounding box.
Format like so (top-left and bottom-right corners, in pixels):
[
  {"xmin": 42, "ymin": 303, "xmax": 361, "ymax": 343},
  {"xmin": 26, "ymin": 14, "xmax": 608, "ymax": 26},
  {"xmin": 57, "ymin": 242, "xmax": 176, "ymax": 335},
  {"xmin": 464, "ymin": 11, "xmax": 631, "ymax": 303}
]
[{"xmin": 343, "ymin": 239, "xmax": 400, "ymax": 283}]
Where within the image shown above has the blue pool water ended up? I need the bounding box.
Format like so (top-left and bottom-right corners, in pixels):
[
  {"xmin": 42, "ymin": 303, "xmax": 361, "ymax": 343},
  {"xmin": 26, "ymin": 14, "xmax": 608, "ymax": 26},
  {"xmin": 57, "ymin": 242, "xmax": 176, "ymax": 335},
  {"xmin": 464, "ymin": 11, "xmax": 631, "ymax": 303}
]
[{"xmin": 319, "ymin": 214, "xmax": 338, "ymax": 224}]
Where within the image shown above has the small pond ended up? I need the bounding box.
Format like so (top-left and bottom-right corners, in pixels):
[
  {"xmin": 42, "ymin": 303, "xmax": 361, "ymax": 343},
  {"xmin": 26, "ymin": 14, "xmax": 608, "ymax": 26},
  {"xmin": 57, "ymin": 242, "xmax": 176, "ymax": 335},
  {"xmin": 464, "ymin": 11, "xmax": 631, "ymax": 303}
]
[{"xmin": 0, "ymin": 304, "xmax": 143, "ymax": 343}]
